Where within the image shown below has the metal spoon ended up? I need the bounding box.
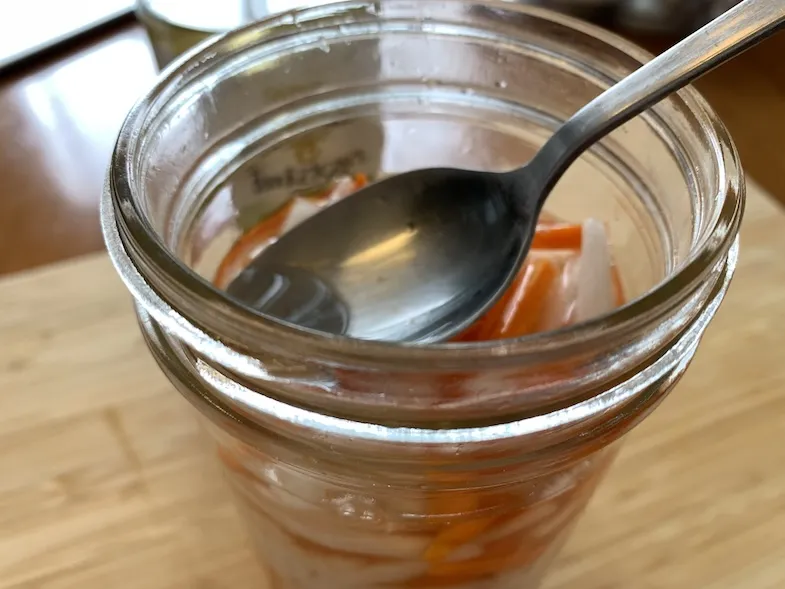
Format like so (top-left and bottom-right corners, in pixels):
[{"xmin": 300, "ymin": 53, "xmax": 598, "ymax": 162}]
[{"xmin": 227, "ymin": 0, "xmax": 783, "ymax": 343}]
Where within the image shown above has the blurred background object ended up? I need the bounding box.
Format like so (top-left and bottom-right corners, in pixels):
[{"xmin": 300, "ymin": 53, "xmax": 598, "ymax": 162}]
[
  {"xmin": 0, "ymin": 0, "xmax": 133, "ymax": 72},
  {"xmin": 527, "ymin": 0, "xmax": 742, "ymax": 34},
  {"xmin": 0, "ymin": 0, "xmax": 748, "ymax": 74},
  {"xmin": 138, "ymin": 0, "xmax": 337, "ymax": 67},
  {"xmin": 136, "ymin": 0, "xmax": 745, "ymax": 70},
  {"xmin": 614, "ymin": 0, "xmax": 742, "ymax": 33},
  {"xmin": 0, "ymin": 0, "xmax": 780, "ymax": 277}
]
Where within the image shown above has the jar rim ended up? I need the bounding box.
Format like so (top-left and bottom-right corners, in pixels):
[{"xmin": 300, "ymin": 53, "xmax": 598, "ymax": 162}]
[{"xmin": 105, "ymin": 0, "xmax": 744, "ymax": 372}]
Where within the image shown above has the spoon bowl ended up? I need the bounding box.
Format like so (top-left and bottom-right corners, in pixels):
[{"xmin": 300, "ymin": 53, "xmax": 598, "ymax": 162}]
[{"xmin": 227, "ymin": 167, "xmax": 528, "ymax": 342}]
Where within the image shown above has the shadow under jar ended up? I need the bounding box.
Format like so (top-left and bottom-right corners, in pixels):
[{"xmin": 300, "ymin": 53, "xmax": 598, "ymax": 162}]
[{"xmin": 102, "ymin": 2, "xmax": 744, "ymax": 588}]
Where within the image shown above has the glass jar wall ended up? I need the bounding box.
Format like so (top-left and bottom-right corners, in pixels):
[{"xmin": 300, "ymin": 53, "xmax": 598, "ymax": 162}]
[{"xmin": 103, "ymin": 2, "xmax": 744, "ymax": 587}]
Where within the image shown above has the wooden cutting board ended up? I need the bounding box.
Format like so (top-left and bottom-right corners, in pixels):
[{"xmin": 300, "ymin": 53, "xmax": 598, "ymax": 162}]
[{"xmin": 1, "ymin": 181, "xmax": 784, "ymax": 589}]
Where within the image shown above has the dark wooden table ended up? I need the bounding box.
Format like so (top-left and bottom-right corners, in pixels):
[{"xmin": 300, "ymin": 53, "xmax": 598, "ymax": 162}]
[
  {"xmin": 0, "ymin": 25, "xmax": 158, "ymax": 276},
  {"xmin": 1, "ymin": 22, "xmax": 783, "ymax": 276}
]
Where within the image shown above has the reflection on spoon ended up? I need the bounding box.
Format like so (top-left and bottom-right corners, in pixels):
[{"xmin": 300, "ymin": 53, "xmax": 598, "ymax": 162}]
[{"xmin": 226, "ymin": 263, "xmax": 349, "ymax": 335}]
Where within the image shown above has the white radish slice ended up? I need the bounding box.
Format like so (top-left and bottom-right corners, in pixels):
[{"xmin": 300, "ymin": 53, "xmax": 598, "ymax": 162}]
[
  {"xmin": 263, "ymin": 497, "xmax": 431, "ymax": 560},
  {"xmin": 242, "ymin": 505, "xmax": 428, "ymax": 589},
  {"xmin": 327, "ymin": 175, "xmax": 360, "ymax": 203},
  {"xmin": 575, "ymin": 219, "xmax": 615, "ymax": 322},
  {"xmin": 229, "ymin": 474, "xmax": 431, "ymax": 559},
  {"xmin": 476, "ymin": 502, "xmax": 560, "ymax": 544},
  {"xmin": 280, "ymin": 197, "xmax": 323, "ymax": 235},
  {"xmin": 539, "ymin": 253, "xmax": 580, "ymax": 331},
  {"xmin": 279, "ymin": 176, "xmax": 359, "ymax": 235}
]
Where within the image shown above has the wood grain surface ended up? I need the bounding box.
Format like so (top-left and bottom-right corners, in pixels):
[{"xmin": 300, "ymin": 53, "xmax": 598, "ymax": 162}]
[
  {"xmin": 0, "ymin": 23, "xmax": 783, "ymax": 277},
  {"xmin": 0, "ymin": 179, "xmax": 783, "ymax": 588}
]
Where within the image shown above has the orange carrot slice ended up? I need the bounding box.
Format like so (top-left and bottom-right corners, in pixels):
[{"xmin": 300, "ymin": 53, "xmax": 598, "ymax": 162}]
[
  {"xmin": 422, "ymin": 476, "xmax": 486, "ymax": 564},
  {"xmin": 496, "ymin": 257, "xmax": 558, "ymax": 338},
  {"xmin": 453, "ymin": 280, "xmax": 518, "ymax": 343},
  {"xmin": 353, "ymin": 172, "xmax": 369, "ymax": 189},
  {"xmin": 214, "ymin": 174, "xmax": 367, "ymax": 289},
  {"xmin": 611, "ymin": 263, "xmax": 625, "ymax": 306},
  {"xmin": 457, "ymin": 257, "xmax": 558, "ymax": 342},
  {"xmin": 214, "ymin": 202, "xmax": 293, "ymax": 289},
  {"xmin": 531, "ymin": 223, "xmax": 582, "ymax": 250},
  {"xmin": 425, "ymin": 517, "xmax": 496, "ymax": 563}
]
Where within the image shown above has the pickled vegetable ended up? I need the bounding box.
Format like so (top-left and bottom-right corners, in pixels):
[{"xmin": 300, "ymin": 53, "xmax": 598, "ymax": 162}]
[{"xmin": 212, "ymin": 175, "xmax": 625, "ymax": 589}]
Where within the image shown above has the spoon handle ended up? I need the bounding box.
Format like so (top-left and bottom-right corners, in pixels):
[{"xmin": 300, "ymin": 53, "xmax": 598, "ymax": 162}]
[{"xmin": 519, "ymin": 0, "xmax": 785, "ymax": 206}]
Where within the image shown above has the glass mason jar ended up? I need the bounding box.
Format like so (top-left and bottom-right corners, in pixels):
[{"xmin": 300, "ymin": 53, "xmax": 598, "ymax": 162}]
[{"xmin": 102, "ymin": 2, "xmax": 744, "ymax": 588}]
